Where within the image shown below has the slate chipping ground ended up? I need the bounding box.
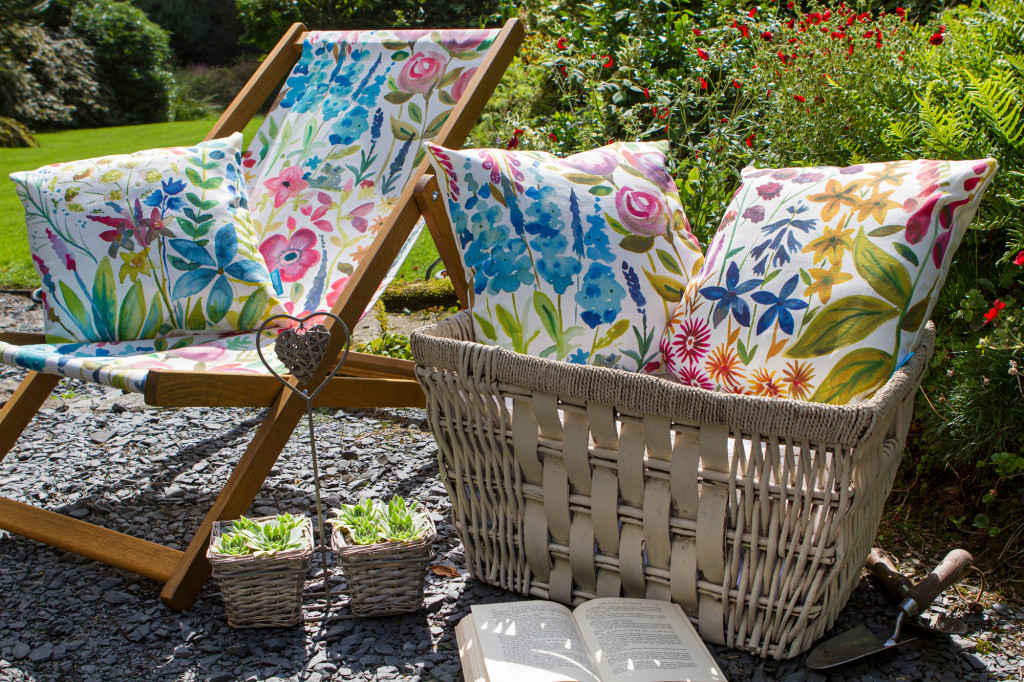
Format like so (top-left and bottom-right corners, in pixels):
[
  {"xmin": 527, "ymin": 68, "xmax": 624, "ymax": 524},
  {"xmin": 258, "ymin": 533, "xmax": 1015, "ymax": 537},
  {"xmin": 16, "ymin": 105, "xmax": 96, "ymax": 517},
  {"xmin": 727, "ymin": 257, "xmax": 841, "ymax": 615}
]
[{"xmin": 0, "ymin": 291, "xmax": 1021, "ymax": 682}]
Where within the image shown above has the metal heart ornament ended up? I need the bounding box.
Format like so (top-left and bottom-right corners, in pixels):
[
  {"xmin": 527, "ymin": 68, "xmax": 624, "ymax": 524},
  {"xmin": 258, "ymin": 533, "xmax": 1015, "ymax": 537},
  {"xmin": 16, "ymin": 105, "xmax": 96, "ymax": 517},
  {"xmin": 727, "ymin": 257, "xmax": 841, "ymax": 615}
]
[{"xmin": 255, "ymin": 312, "xmax": 351, "ymax": 402}]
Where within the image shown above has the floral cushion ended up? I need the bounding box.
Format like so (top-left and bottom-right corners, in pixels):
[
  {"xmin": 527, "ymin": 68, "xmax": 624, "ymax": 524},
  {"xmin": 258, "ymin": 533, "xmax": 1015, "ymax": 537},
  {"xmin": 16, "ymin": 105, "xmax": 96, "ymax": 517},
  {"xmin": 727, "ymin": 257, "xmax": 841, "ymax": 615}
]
[
  {"xmin": 11, "ymin": 133, "xmax": 283, "ymax": 344},
  {"xmin": 241, "ymin": 28, "xmax": 501, "ymax": 317},
  {"xmin": 661, "ymin": 158, "xmax": 998, "ymax": 403},
  {"xmin": 427, "ymin": 141, "xmax": 705, "ymax": 371}
]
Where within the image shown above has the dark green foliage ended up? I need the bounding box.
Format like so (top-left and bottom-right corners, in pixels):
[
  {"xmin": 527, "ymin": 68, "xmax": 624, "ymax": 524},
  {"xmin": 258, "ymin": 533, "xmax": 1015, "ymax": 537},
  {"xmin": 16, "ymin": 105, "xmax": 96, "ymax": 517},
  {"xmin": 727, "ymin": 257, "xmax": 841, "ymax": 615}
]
[
  {"xmin": 68, "ymin": 0, "xmax": 174, "ymax": 125},
  {"xmin": 380, "ymin": 279, "xmax": 457, "ymax": 312},
  {"xmin": 234, "ymin": 0, "xmax": 503, "ymax": 52},
  {"xmin": 133, "ymin": 0, "xmax": 245, "ymax": 66},
  {"xmin": 0, "ymin": 116, "xmax": 38, "ymax": 147}
]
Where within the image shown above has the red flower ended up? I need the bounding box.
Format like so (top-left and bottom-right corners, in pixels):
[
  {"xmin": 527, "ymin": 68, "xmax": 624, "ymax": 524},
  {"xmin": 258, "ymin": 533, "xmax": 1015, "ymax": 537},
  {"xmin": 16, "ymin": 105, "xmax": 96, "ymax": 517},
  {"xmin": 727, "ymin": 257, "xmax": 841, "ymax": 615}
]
[
  {"xmin": 787, "ymin": 1, "xmax": 794, "ymax": 8},
  {"xmin": 859, "ymin": 12, "xmax": 870, "ymax": 21},
  {"xmin": 794, "ymin": 94, "xmax": 806, "ymax": 102},
  {"xmin": 863, "ymin": 30, "xmax": 874, "ymax": 38},
  {"xmin": 643, "ymin": 87, "xmax": 650, "ymax": 99},
  {"xmin": 603, "ymin": 54, "xmax": 614, "ymax": 67},
  {"xmin": 748, "ymin": 7, "xmax": 756, "ymax": 17},
  {"xmin": 778, "ymin": 51, "xmax": 789, "ymax": 64},
  {"xmin": 549, "ymin": 133, "xmax": 558, "ymax": 142},
  {"xmin": 984, "ymin": 300, "xmax": 1006, "ymax": 325},
  {"xmin": 1014, "ymin": 250, "xmax": 1024, "ymax": 266},
  {"xmin": 848, "ymin": 43, "xmax": 854, "ymax": 55},
  {"xmin": 732, "ymin": 79, "xmax": 742, "ymax": 88},
  {"xmin": 693, "ymin": 28, "xmax": 702, "ymax": 35},
  {"xmin": 720, "ymin": 117, "xmax": 728, "ymax": 123},
  {"xmin": 697, "ymin": 48, "xmax": 709, "ymax": 60},
  {"xmin": 761, "ymin": 31, "xmax": 773, "ymax": 41},
  {"xmin": 557, "ymin": 37, "xmax": 568, "ymax": 50},
  {"xmin": 506, "ymin": 128, "xmax": 524, "ymax": 149},
  {"xmin": 786, "ymin": 19, "xmax": 795, "ymax": 29},
  {"xmin": 847, "ymin": 15, "xmax": 856, "ymax": 26},
  {"xmin": 814, "ymin": 95, "xmax": 825, "ymax": 104},
  {"xmin": 896, "ymin": 7, "xmax": 906, "ymax": 17},
  {"xmin": 699, "ymin": 77, "xmax": 707, "ymax": 89},
  {"xmin": 929, "ymin": 33, "xmax": 944, "ymax": 45},
  {"xmin": 745, "ymin": 133, "xmax": 755, "ymax": 147},
  {"xmin": 740, "ymin": 25, "xmax": 750, "ymax": 38},
  {"xmin": 559, "ymin": 65, "xmax": 567, "ymax": 76}
]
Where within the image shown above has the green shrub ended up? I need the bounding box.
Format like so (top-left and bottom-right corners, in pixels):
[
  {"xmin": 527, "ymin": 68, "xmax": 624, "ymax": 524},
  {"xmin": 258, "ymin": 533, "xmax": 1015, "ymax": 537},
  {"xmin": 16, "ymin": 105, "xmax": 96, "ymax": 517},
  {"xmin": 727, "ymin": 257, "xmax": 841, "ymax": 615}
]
[
  {"xmin": 0, "ymin": 116, "xmax": 38, "ymax": 147},
  {"xmin": 133, "ymin": 0, "xmax": 245, "ymax": 66},
  {"xmin": 68, "ymin": 0, "xmax": 174, "ymax": 125}
]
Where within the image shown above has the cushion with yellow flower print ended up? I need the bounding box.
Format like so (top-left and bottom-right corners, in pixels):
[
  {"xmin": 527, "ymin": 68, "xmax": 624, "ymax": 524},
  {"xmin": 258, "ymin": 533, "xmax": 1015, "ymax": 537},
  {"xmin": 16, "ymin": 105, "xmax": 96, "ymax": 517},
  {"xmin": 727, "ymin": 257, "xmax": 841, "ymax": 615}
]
[
  {"xmin": 661, "ymin": 158, "xmax": 998, "ymax": 404},
  {"xmin": 428, "ymin": 141, "xmax": 705, "ymax": 372},
  {"xmin": 11, "ymin": 133, "xmax": 285, "ymax": 344}
]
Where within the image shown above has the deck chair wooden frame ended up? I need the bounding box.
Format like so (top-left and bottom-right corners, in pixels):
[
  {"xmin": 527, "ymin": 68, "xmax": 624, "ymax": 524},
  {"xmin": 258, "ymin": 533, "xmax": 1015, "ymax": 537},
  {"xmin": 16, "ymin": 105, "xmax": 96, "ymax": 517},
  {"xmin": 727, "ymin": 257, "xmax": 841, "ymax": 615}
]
[{"xmin": 0, "ymin": 19, "xmax": 523, "ymax": 611}]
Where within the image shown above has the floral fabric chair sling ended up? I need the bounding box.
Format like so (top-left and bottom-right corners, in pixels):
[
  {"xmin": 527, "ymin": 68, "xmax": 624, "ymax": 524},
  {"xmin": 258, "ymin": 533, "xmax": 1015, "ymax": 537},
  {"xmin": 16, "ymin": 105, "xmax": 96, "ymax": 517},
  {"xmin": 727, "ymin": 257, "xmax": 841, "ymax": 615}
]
[{"xmin": 0, "ymin": 27, "xmax": 505, "ymax": 392}]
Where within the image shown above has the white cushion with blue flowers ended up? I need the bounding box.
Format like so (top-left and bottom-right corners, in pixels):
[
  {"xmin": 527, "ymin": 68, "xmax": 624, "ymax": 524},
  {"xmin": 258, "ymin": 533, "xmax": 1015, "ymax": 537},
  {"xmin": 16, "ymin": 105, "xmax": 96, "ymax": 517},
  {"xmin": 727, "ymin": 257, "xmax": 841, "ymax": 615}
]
[
  {"xmin": 11, "ymin": 133, "xmax": 284, "ymax": 343},
  {"xmin": 427, "ymin": 141, "xmax": 704, "ymax": 372}
]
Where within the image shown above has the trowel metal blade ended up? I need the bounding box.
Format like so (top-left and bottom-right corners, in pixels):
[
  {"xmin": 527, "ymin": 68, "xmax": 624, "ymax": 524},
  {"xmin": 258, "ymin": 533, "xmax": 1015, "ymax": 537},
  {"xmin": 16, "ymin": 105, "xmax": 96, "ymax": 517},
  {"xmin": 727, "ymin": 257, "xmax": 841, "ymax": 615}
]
[
  {"xmin": 914, "ymin": 611, "xmax": 968, "ymax": 635},
  {"xmin": 805, "ymin": 625, "xmax": 916, "ymax": 669}
]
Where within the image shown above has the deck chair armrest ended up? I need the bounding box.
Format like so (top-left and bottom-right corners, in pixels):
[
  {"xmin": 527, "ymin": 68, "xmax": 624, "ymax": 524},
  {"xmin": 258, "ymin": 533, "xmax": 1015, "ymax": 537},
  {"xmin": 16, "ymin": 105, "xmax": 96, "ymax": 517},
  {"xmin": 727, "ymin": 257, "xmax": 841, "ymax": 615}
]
[
  {"xmin": 0, "ymin": 331, "xmax": 45, "ymax": 345},
  {"xmin": 415, "ymin": 174, "xmax": 470, "ymax": 309}
]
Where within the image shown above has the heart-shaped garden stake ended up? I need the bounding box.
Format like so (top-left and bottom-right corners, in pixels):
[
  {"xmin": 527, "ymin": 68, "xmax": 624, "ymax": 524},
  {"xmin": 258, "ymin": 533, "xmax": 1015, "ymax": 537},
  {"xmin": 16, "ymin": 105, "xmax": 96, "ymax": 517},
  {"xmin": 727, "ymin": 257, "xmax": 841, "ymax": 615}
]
[{"xmin": 254, "ymin": 312, "xmax": 352, "ymax": 620}]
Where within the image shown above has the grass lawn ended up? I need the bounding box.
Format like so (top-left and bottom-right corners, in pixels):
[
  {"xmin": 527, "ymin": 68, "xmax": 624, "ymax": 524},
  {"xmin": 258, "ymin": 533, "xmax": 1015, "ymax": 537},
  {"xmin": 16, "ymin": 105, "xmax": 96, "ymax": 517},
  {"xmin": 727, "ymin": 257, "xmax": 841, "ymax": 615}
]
[{"xmin": 0, "ymin": 116, "xmax": 439, "ymax": 290}]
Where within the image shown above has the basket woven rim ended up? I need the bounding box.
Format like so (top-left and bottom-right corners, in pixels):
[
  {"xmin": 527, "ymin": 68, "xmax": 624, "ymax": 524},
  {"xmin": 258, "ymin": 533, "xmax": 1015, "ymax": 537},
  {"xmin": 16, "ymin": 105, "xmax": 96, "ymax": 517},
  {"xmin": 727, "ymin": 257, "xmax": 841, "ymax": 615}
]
[
  {"xmin": 207, "ymin": 515, "xmax": 314, "ymax": 566},
  {"xmin": 330, "ymin": 509, "xmax": 437, "ymax": 556}
]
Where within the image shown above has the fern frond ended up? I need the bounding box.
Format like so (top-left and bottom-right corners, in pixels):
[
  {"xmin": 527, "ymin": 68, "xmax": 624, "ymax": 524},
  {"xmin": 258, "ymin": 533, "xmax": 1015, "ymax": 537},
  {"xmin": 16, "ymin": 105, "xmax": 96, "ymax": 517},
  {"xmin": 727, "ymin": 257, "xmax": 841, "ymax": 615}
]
[{"xmin": 965, "ymin": 70, "xmax": 1024, "ymax": 146}]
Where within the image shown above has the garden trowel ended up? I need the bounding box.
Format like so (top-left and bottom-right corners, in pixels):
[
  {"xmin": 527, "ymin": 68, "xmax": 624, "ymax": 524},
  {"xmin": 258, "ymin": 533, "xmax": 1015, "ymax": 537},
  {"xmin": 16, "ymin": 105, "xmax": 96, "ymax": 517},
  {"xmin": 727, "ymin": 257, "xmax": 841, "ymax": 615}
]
[
  {"xmin": 806, "ymin": 548, "xmax": 973, "ymax": 669},
  {"xmin": 865, "ymin": 548, "xmax": 968, "ymax": 635}
]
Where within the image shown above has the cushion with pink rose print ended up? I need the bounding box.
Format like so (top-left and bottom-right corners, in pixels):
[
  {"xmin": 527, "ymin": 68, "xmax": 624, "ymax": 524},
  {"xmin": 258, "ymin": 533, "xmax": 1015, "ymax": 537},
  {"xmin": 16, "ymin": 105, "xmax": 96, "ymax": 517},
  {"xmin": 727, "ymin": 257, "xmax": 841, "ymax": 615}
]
[
  {"xmin": 427, "ymin": 141, "xmax": 705, "ymax": 372},
  {"xmin": 661, "ymin": 158, "xmax": 998, "ymax": 403},
  {"xmin": 11, "ymin": 133, "xmax": 285, "ymax": 343}
]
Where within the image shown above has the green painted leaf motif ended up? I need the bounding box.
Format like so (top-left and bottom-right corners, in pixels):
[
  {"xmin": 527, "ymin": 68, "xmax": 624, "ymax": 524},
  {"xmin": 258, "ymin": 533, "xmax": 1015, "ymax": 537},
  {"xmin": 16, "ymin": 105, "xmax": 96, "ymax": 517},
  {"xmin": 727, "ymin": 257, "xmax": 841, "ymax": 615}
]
[
  {"xmin": 438, "ymin": 90, "xmax": 457, "ymax": 106},
  {"xmin": 901, "ymin": 296, "xmax": 930, "ymax": 333},
  {"xmin": 490, "ymin": 183, "xmax": 507, "ymax": 207},
  {"xmin": 644, "ymin": 270, "xmax": 685, "ymax": 303},
  {"xmin": 589, "ymin": 185, "xmax": 613, "ymax": 196},
  {"xmin": 384, "ymin": 90, "xmax": 414, "ymax": 106},
  {"xmin": 408, "ymin": 102, "xmax": 423, "ymax": 124},
  {"xmin": 593, "ymin": 318, "xmax": 630, "ymax": 351},
  {"xmin": 117, "ymin": 280, "xmax": 145, "ymax": 339},
  {"xmin": 238, "ymin": 287, "xmax": 270, "ymax": 330},
  {"xmin": 200, "ymin": 198, "xmax": 218, "ymax": 211},
  {"xmin": 390, "ymin": 115, "xmax": 419, "ymax": 141},
  {"xmin": 562, "ymin": 173, "xmax": 604, "ymax": 185},
  {"xmin": 92, "ymin": 257, "xmax": 117, "ymax": 341},
  {"xmin": 810, "ymin": 348, "xmax": 894, "ymax": 404},
  {"xmin": 423, "ymin": 110, "xmax": 450, "ymax": 140},
  {"xmin": 382, "ymin": 39, "xmax": 408, "ymax": 50},
  {"xmin": 867, "ymin": 224, "xmax": 905, "ymax": 238},
  {"xmin": 198, "ymin": 176, "xmax": 223, "ymax": 191},
  {"xmin": 392, "ymin": 50, "xmax": 410, "ymax": 61},
  {"xmin": 785, "ymin": 295, "xmax": 900, "ymax": 359},
  {"xmin": 606, "ymin": 213, "xmax": 630, "ymax": 236},
  {"xmin": 58, "ymin": 281, "xmax": 91, "ymax": 336},
  {"xmin": 893, "ymin": 242, "xmax": 919, "ymax": 267},
  {"xmin": 186, "ymin": 192, "xmax": 203, "ymax": 208},
  {"xmin": 186, "ymin": 167, "xmax": 203, "ymax": 187},
  {"xmin": 439, "ymin": 66, "xmax": 465, "ymax": 89},
  {"xmin": 799, "ymin": 268, "xmax": 812, "ymax": 286},
  {"xmin": 657, "ymin": 249, "xmax": 682, "ymax": 276},
  {"xmin": 176, "ymin": 217, "xmax": 198, "ymax": 237},
  {"xmin": 495, "ymin": 304, "xmax": 527, "ymax": 353},
  {"xmin": 737, "ymin": 338, "xmax": 758, "ymax": 365},
  {"xmin": 474, "ymin": 313, "xmax": 497, "ymax": 341},
  {"xmin": 619, "ymin": 235, "xmax": 655, "ymax": 253},
  {"xmin": 854, "ymin": 229, "xmax": 912, "ymax": 307},
  {"xmin": 725, "ymin": 246, "xmax": 745, "ymax": 260},
  {"xmin": 762, "ymin": 269, "xmax": 782, "ymax": 286},
  {"xmin": 187, "ymin": 299, "xmax": 207, "ymax": 331},
  {"xmin": 533, "ymin": 291, "xmax": 560, "ymax": 342},
  {"xmin": 140, "ymin": 296, "xmax": 164, "ymax": 339}
]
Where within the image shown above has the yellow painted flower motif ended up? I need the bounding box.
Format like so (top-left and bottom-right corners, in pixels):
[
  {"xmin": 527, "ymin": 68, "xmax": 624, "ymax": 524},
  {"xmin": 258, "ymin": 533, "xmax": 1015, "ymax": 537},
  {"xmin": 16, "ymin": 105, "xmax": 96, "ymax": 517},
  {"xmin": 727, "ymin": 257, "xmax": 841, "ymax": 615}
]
[
  {"xmin": 806, "ymin": 178, "xmax": 867, "ymax": 222},
  {"xmin": 119, "ymin": 250, "xmax": 153, "ymax": 283},
  {"xmin": 782, "ymin": 360, "xmax": 815, "ymax": 400},
  {"xmin": 849, "ymin": 185, "xmax": 901, "ymax": 224},
  {"xmin": 802, "ymin": 223, "xmax": 854, "ymax": 265},
  {"xmin": 804, "ymin": 260, "xmax": 853, "ymax": 304},
  {"xmin": 705, "ymin": 343, "xmax": 745, "ymax": 391},
  {"xmin": 748, "ymin": 367, "xmax": 784, "ymax": 398},
  {"xmin": 866, "ymin": 163, "xmax": 909, "ymax": 188}
]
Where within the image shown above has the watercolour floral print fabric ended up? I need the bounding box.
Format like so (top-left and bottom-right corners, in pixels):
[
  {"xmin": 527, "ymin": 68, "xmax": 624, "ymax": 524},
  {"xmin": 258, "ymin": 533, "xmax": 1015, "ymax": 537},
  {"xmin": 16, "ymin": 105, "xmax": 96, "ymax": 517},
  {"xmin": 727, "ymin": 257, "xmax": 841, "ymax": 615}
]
[
  {"xmin": 11, "ymin": 133, "xmax": 282, "ymax": 344},
  {"xmin": 242, "ymin": 28, "xmax": 500, "ymax": 315},
  {"xmin": 661, "ymin": 158, "xmax": 998, "ymax": 404},
  {"xmin": 428, "ymin": 141, "xmax": 704, "ymax": 372}
]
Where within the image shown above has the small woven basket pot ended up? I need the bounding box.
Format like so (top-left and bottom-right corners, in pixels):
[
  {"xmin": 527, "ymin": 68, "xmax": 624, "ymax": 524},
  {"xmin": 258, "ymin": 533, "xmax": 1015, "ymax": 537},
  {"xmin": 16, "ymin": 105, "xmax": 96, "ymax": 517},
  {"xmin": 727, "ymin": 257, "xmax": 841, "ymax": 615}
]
[
  {"xmin": 207, "ymin": 516, "xmax": 314, "ymax": 628},
  {"xmin": 331, "ymin": 511, "xmax": 437, "ymax": 617}
]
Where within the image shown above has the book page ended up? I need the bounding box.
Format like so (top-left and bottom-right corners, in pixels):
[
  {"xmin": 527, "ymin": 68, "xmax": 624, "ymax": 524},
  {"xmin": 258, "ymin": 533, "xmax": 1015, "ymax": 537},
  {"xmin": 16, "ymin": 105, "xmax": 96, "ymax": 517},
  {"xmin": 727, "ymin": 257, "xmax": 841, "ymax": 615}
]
[
  {"xmin": 574, "ymin": 599, "xmax": 727, "ymax": 682},
  {"xmin": 468, "ymin": 602, "xmax": 603, "ymax": 682}
]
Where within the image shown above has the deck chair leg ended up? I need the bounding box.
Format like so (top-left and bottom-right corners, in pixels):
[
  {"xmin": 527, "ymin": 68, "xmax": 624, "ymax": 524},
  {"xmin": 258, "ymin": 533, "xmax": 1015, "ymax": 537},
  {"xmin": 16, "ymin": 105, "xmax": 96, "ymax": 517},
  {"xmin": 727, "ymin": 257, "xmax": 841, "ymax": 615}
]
[
  {"xmin": 0, "ymin": 372, "xmax": 62, "ymax": 462},
  {"xmin": 159, "ymin": 389, "xmax": 306, "ymax": 610}
]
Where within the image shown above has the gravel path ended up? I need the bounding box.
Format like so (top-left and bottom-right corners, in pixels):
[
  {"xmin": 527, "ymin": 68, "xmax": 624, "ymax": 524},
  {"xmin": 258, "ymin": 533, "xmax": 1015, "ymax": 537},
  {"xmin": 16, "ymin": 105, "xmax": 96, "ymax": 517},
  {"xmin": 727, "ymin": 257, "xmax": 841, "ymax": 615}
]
[{"xmin": 0, "ymin": 291, "xmax": 1020, "ymax": 682}]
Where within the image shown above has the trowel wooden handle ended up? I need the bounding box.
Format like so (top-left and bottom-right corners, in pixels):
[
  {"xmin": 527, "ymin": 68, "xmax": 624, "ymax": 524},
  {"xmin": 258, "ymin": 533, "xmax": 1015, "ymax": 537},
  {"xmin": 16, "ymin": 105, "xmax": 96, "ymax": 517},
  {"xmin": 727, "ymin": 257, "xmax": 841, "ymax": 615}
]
[
  {"xmin": 866, "ymin": 548, "xmax": 912, "ymax": 599},
  {"xmin": 904, "ymin": 549, "xmax": 973, "ymax": 616}
]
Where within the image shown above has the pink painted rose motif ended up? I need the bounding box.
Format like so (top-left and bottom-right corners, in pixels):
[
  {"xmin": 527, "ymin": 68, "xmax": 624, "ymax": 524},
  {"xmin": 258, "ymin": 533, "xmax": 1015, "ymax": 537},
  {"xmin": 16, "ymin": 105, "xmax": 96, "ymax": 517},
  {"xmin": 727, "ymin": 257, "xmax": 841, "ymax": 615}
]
[
  {"xmin": 441, "ymin": 30, "xmax": 486, "ymax": 53},
  {"xmin": 562, "ymin": 148, "xmax": 619, "ymax": 176},
  {"xmin": 263, "ymin": 165, "xmax": 308, "ymax": 208},
  {"xmin": 260, "ymin": 228, "xmax": 320, "ymax": 282},
  {"xmin": 450, "ymin": 67, "xmax": 478, "ymax": 101},
  {"xmin": 621, "ymin": 149, "xmax": 676, "ymax": 191},
  {"xmin": 393, "ymin": 30, "xmax": 431, "ymax": 41},
  {"xmin": 397, "ymin": 51, "xmax": 447, "ymax": 94},
  {"xmin": 615, "ymin": 186, "xmax": 669, "ymax": 236}
]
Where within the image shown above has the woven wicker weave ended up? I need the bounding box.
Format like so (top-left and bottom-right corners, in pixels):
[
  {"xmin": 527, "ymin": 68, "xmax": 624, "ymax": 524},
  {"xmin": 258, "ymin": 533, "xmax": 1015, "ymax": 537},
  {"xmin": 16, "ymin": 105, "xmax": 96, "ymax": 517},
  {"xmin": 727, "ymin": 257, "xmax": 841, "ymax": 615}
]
[
  {"xmin": 207, "ymin": 516, "xmax": 313, "ymax": 628},
  {"xmin": 410, "ymin": 311, "xmax": 935, "ymax": 660},
  {"xmin": 332, "ymin": 512, "xmax": 437, "ymax": 617}
]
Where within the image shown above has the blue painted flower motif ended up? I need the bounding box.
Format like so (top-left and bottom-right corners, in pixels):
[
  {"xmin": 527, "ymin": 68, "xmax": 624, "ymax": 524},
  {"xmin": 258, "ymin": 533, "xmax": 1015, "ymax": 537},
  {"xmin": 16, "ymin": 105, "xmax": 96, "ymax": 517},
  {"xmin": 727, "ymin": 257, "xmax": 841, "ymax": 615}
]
[
  {"xmin": 568, "ymin": 348, "xmax": 590, "ymax": 364},
  {"xmin": 749, "ymin": 204, "xmax": 817, "ymax": 275},
  {"xmin": 750, "ymin": 274, "xmax": 809, "ymax": 335},
  {"xmin": 582, "ymin": 197, "xmax": 613, "ymax": 262},
  {"xmin": 575, "ymin": 262, "xmax": 625, "ymax": 328},
  {"xmin": 699, "ymin": 262, "xmax": 762, "ymax": 328},
  {"xmin": 329, "ymin": 106, "xmax": 370, "ymax": 145},
  {"xmin": 169, "ymin": 225, "xmax": 271, "ymax": 323},
  {"xmin": 483, "ymin": 239, "xmax": 534, "ymax": 294}
]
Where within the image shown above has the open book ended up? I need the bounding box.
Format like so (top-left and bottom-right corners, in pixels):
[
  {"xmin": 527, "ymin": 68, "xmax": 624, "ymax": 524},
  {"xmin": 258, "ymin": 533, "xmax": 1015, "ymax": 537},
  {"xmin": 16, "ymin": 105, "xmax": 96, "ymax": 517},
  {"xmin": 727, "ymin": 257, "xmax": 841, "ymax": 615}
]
[{"xmin": 456, "ymin": 598, "xmax": 728, "ymax": 682}]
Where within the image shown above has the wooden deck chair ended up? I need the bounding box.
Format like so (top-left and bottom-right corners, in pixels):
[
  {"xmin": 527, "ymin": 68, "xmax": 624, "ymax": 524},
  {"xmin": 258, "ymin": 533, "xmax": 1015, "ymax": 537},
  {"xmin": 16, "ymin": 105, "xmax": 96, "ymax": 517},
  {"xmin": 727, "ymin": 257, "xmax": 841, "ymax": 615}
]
[{"xmin": 0, "ymin": 19, "xmax": 523, "ymax": 611}]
